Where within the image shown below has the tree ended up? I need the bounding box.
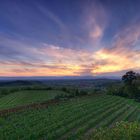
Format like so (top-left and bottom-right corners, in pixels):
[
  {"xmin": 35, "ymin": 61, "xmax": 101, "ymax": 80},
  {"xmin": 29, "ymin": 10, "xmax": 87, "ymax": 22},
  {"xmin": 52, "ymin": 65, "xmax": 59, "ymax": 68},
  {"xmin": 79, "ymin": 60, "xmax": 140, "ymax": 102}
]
[
  {"xmin": 122, "ymin": 71, "xmax": 136, "ymax": 85},
  {"xmin": 122, "ymin": 71, "xmax": 140, "ymax": 99}
]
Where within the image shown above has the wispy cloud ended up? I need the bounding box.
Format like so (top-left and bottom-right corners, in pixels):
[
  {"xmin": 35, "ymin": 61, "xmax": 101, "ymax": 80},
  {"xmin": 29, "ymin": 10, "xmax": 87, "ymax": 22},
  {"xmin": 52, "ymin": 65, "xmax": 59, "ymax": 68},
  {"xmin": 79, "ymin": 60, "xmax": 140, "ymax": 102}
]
[
  {"xmin": 37, "ymin": 4, "xmax": 66, "ymax": 31},
  {"xmin": 84, "ymin": 1, "xmax": 108, "ymax": 43}
]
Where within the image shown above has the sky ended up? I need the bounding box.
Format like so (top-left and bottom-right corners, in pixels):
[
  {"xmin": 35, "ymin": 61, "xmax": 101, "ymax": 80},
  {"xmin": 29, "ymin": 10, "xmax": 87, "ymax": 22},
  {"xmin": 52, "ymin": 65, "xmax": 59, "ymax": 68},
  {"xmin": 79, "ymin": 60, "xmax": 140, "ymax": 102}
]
[{"xmin": 0, "ymin": 0, "xmax": 140, "ymax": 77}]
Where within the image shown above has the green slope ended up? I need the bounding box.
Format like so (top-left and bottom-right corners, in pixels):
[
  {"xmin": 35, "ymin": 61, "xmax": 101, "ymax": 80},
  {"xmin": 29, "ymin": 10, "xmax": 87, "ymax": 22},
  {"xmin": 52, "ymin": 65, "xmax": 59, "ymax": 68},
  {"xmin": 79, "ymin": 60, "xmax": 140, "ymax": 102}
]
[
  {"xmin": 0, "ymin": 95, "xmax": 140, "ymax": 139},
  {"xmin": 0, "ymin": 90, "xmax": 65, "ymax": 109}
]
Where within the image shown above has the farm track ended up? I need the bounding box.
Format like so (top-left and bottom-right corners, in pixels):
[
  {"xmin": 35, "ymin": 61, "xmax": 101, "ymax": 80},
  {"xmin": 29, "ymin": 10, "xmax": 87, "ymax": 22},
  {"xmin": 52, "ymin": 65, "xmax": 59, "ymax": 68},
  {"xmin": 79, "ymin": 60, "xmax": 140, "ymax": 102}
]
[{"xmin": 0, "ymin": 98, "xmax": 60, "ymax": 116}]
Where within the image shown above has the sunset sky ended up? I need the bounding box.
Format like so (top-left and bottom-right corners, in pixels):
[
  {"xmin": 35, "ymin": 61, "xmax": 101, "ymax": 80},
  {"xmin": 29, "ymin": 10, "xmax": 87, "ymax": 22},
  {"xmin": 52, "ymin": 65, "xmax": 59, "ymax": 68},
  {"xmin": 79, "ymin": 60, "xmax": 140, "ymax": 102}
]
[{"xmin": 0, "ymin": 0, "xmax": 140, "ymax": 77}]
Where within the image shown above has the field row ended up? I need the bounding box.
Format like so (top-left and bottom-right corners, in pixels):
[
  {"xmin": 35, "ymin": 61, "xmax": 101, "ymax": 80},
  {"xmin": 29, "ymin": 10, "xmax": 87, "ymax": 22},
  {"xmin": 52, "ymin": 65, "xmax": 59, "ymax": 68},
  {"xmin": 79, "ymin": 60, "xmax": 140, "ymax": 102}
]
[{"xmin": 0, "ymin": 95, "xmax": 140, "ymax": 140}]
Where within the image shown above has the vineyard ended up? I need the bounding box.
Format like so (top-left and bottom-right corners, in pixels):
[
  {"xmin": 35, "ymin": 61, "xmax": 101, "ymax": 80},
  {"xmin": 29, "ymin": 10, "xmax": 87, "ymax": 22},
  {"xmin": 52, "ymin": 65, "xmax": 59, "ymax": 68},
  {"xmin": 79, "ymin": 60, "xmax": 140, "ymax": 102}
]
[
  {"xmin": 0, "ymin": 95, "xmax": 140, "ymax": 140},
  {"xmin": 0, "ymin": 90, "xmax": 65, "ymax": 109}
]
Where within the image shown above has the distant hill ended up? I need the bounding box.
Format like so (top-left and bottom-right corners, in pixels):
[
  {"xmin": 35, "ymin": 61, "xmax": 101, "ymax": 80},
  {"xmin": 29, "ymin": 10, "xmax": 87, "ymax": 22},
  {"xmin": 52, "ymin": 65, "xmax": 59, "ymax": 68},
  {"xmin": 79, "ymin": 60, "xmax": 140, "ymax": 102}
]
[
  {"xmin": 0, "ymin": 80, "xmax": 42, "ymax": 87},
  {"xmin": 0, "ymin": 76, "xmax": 121, "ymax": 81}
]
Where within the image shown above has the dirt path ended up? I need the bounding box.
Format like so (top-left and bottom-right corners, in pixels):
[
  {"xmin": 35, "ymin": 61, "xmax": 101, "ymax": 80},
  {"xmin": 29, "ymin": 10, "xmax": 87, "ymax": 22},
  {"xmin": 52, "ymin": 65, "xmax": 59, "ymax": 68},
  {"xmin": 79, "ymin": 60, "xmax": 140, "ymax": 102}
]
[{"xmin": 0, "ymin": 99, "xmax": 60, "ymax": 117}]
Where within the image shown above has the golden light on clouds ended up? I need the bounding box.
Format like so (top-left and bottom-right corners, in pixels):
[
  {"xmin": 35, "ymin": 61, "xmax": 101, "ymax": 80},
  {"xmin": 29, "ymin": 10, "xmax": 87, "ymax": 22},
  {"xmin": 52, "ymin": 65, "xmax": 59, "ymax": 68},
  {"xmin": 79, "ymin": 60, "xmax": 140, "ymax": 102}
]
[
  {"xmin": 0, "ymin": 13, "xmax": 140, "ymax": 77},
  {"xmin": 0, "ymin": 40, "xmax": 140, "ymax": 77},
  {"xmin": 92, "ymin": 48, "xmax": 140, "ymax": 74},
  {"xmin": 0, "ymin": 0, "xmax": 140, "ymax": 77}
]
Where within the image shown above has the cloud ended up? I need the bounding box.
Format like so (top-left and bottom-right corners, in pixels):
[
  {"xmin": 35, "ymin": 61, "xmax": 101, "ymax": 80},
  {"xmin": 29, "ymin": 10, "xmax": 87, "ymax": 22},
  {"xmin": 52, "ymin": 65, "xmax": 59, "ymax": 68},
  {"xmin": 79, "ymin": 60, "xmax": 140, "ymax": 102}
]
[
  {"xmin": 89, "ymin": 25, "xmax": 103, "ymax": 40},
  {"xmin": 37, "ymin": 4, "xmax": 66, "ymax": 31},
  {"xmin": 73, "ymin": 20, "xmax": 140, "ymax": 76},
  {"xmin": 84, "ymin": 1, "xmax": 108, "ymax": 42},
  {"xmin": 91, "ymin": 22, "xmax": 140, "ymax": 75},
  {"xmin": 0, "ymin": 37, "xmax": 84, "ymax": 76},
  {"xmin": 1, "ymin": 27, "xmax": 140, "ymax": 77},
  {"xmin": 39, "ymin": 43, "xmax": 91, "ymax": 63},
  {"xmin": 0, "ymin": 12, "xmax": 140, "ymax": 77},
  {"xmin": 113, "ymin": 21, "xmax": 140, "ymax": 49}
]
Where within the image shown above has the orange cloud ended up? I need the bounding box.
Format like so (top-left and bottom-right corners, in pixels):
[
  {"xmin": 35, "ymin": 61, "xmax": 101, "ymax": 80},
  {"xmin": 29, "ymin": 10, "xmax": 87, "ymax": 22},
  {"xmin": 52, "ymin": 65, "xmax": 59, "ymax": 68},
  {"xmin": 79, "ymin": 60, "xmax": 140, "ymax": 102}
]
[
  {"xmin": 0, "ymin": 65, "xmax": 82, "ymax": 77},
  {"xmin": 92, "ymin": 49, "xmax": 139, "ymax": 74},
  {"xmin": 91, "ymin": 23, "xmax": 140, "ymax": 75}
]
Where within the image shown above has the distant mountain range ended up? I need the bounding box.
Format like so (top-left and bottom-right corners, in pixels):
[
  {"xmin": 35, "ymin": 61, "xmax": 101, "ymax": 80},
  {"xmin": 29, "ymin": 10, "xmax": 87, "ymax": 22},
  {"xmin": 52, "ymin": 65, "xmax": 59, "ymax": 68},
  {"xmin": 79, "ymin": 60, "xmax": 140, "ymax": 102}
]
[{"xmin": 0, "ymin": 76, "xmax": 121, "ymax": 81}]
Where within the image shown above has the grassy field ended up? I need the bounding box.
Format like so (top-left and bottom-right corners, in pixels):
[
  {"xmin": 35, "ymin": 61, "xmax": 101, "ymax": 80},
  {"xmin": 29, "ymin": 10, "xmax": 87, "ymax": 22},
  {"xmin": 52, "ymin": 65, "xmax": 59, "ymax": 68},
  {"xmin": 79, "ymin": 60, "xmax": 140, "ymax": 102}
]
[
  {"xmin": 0, "ymin": 90, "xmax": 65, "ymax": 109},
  {"xmin": 0, "ymin": 95, "xmax": 140, "ymax": 140}
]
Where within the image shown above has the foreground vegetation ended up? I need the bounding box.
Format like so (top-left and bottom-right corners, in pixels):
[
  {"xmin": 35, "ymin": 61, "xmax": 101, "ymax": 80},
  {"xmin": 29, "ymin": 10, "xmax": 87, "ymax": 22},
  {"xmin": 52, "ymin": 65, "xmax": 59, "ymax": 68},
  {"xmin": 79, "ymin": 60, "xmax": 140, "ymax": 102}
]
[
  {"xmin": 89, "ymin": 121, "xmax": 140, "ymax": 140},
  {"xmin": 0, "ymin": 95, "xmax": 140, "ymax": 139}
]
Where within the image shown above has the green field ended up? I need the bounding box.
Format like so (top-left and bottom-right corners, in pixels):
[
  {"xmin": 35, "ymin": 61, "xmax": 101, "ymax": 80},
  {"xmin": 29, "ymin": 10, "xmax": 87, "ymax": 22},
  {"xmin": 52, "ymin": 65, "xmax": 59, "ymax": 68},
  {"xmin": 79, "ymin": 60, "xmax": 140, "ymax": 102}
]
[
  {"xmin": 0, "ymin": 90, "xmax": 65, "ymax": 109},
  {"xmin": 0, "ymin": 95, "xmax": 140, "ymax": 140}
]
